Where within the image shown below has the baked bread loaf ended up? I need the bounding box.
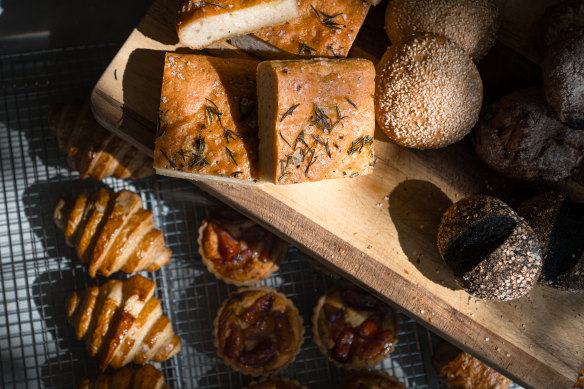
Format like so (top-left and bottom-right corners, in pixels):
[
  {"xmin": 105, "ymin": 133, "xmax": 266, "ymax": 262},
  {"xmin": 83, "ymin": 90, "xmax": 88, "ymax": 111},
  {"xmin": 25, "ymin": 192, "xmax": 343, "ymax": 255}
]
[
  {"xmin": 238, "ymin": 0, "xmax": 370, "ymax": 59},
  {"xmin": 432, "ymin": 342, "xmax": 511, "ymax": 389},
  {"xmin": 154, "ymin": 54, "xmax": 261, "ymax": 185},
  {"xmin": 375, "ymin": 33, "xmax": 482, "ymax": 149},
  {"xmin": 77, "ymin": 365, "xmax": 170, "ymax": 389},
  {"xmin": 384, "ymin": 0, "xmax": 499, "ymax": 61},
  {"xmin": 176, "ymin": 0, "xmax": 298, "ymax": 50},
  {"xmin": 48, "ymin": 101, "xmax": 153, "ymax": 180},
  {"xmin": 54, "ymin": 188, "xmax": 171, "ymax": 277},
  {"xmin": 473, "ymin": 88, "xmax": 584, "ymax": 182},
  {"xmin": 257, "ymin": 58, "xmax": 375, "ymax": 184},
  {"xmin": 247, "ymin": 377, "xmax": 305, "ymax": 389},
  {"xmin": 437, "ymin": 195, "xmax": 542, "ymax": 301},
  {"xmin": 66, "ymin": 275, "xmax": 181, "ymax": 371},
  {"xmin": 312, "ymin": 286, "xmax": 399, "ymax": 369},
  {"xmin": 339, "ymin": 371, "xmax": 405, "ymax": 389},
  {"xmin": 542, "ymin": 27, "xmax": 584, "ymax": 129},
  {"xmin": 537, "ymin": 0, "xmax": 584, "ymax": 54},
  {"xmin": 517, "ymin": 192, "xmax": 584, "ymax": 290},
  {"xmin": 214, "ymin": 287, "xmax": 304, "ymax": 376},
  {"xmin": 198, "ymin": 208, "xmax": 287, "ymax": 285}
]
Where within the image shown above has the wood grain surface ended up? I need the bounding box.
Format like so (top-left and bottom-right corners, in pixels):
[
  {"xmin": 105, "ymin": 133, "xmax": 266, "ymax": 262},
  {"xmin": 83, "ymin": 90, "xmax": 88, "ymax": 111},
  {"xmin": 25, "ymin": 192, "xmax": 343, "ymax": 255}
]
[{"xmin": 90, "ymin": 0, "xmax": 584, "ymax": 387}]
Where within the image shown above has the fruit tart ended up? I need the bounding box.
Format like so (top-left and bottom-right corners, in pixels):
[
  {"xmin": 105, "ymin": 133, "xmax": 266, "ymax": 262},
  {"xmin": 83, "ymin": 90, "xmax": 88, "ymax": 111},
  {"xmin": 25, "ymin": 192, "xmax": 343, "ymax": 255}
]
[
  {"xmin": 198, "ymin": 208, "xmax": 287, "ymax": 285},
  {"xmin": 213, "ymin": 287, "xmax": 304, "ymax": 376},
  {"xmin": 312, "ymin": 285, "xmax": 399, "ymax": 369},
  {"xmin": 247, "ymin": 377, "xmax": 305, "ymax": 389},
  {"xmin": 339, "ymin": 371, "xmax": 405, "ymax": 389}
]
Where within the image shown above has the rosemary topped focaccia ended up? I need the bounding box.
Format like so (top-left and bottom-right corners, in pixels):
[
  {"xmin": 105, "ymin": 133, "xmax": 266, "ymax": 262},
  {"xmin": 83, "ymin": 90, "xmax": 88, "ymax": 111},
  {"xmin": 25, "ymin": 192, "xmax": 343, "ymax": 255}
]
[{"xmin": 257, "ymin": 58, "xmax": 376, "ymax": 184}]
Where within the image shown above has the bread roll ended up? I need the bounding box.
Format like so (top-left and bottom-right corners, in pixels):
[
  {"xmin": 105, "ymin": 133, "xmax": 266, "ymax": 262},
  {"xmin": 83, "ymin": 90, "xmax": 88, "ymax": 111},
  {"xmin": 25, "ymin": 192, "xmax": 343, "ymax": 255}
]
[
  {"xmin": 375, "ymin": 33, "xmax": 482, "ymax": 149},
  {"xmin": 154, "ymin": 54, "xmax": 261, "ymax": 185},
  {"xmin": 177, "ymin": 0, "xmax": 298, "ymax": 49},
  {"xmin": 257, "ymin": 58, "xmax": 375, "ymax": 184}
]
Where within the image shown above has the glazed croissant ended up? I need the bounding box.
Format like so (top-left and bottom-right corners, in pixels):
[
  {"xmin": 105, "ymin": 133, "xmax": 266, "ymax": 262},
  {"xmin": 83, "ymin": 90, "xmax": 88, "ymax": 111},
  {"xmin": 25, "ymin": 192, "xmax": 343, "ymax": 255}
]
[
  {"xmin": 66, "ymin": 275, "xmax": 181, "ymax": 372},
  {"xmin": 54, "ymin": 188, "xmax": 171, "ymax": 277},
  {"xmin": 77, "ymin": 365, "xmax": 170, "ymax": 389},
  {"xmin": 49, "ymin": 101, "xmax": 153, "ymax": 180}
]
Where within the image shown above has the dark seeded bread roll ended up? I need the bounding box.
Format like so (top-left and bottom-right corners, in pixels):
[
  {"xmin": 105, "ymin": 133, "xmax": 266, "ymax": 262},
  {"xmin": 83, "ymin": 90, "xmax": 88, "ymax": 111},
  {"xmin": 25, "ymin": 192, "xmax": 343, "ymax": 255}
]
[
  {"xmin": 517, "ymin": 192, "xmax": 584, "ymax": 291},
  {"xmin": 432, "ymin": 342, "xmax": 512, "ymax": 389},
  {"xmin": 542, "ymin": 27, "xmax": 584, "ymax": 129},
  {"xmin": 537, "ymin": 0, "xmax": 584, "ymax": 54},
  {"xmin": 473, "ymin": 88, "xmax": 584, "ymax": 182},
  {"xmin": 437, "ymin": 195, "xmax": 542, "ymax": 301}
]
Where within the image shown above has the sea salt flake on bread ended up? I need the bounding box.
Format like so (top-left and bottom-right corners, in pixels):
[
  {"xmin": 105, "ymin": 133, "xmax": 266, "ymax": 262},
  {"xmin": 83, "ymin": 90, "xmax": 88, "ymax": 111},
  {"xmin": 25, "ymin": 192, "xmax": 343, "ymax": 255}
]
[
  {"xmin": 177, "ymin": 0, "xmax": 299, "ymax": 50},
  {"xmin": 257, "ymin": 58, "xmax": 375, "ymax": 184},
  {"xmin": 154, "ymin": 53, "xmax": 261, "ymax": 185}
]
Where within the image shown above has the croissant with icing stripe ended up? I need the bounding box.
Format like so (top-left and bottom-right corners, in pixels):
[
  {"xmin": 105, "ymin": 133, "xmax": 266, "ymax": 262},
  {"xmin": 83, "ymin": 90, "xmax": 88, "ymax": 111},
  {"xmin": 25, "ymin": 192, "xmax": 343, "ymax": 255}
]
[
  {"xmin": 66, "ymin": 275, "xmax": 181, "ymax": 371},
  {"xmin": 54, "ymin": 188, "xmax": 171, "ymax": 277},
  {"xmin": 77, "ymin": 365, "xmax": 170, "ymax": 389},
  {"xmin": 49, "ymin": 101, "xmax": 153, "ymax": 180}
]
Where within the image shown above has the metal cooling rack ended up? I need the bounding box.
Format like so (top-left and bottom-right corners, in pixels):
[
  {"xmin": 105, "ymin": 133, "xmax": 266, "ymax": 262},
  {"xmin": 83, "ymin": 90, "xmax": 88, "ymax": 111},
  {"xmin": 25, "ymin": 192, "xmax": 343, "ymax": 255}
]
[{"xmin": 0, "ymin": 45, "xmax": 521, "ymax": 388}]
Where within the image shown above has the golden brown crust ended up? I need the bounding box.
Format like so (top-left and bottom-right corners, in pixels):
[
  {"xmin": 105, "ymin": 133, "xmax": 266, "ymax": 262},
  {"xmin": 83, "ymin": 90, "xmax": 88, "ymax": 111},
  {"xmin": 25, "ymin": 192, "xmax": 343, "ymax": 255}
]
[
  {"xmin": 252, "ymin": 0, "xmax": 370, "ymax": 58},
  {"xmin": 154, "ymin": 54, "xmax": 261, "ymax": 184},
  {"xmin": 433, "ymin": 342, "xmax": 512, "ymax": 389},
  {"xmin": 257, "ymin": 58, "xmax": 375, "ymax": 184},
  {"xmin": 197, "ymin": 208, "xmax": 286, "ymax": 285},
  {"xmin": 312, "ymin": 286, "xmax": 399, "ymax": 370},
  {"xmin": 54, "ymin": 189, "xmax": 171, "ymax": 277},
  {"xmin": 339, "ymin": 371, "xmax": 405, "ymax": 389},
  {"xmin": 48, "ymin": 101, "xmax": 153, "ymax": 180},
  {"xmin": 67, "ymin": 275, "xmax": 181, "ymax": 372},
  {"xmin": 213, "ymin": 287, "xmax": 304, "ymax": 376},
  {"xmin": 77, "ymin": 365, "xmax": 171, "ymax": 389},
  {"xmin": 375, "ymin": 33, "xmax": 482, "ymax": 149}
]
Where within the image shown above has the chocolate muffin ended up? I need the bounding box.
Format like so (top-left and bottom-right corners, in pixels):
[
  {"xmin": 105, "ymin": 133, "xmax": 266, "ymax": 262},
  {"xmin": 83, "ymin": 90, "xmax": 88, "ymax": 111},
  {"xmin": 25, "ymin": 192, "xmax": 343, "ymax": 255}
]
[
  {"xmin": 474, "ymin": 88, "xmax": 584, "ymax": 182},
  {"xmin": 517, "ymin": 192, "xmax": 584, "ymax": 290},
  {"xmin": 537, "ymin": 0, "xmax": 584, "ymax": 54},
  {"xmin": 437, "ymin": 195, "xmax": 542, "ymax": 301},
  {"xmin": 542, "ymin": 27, "xmax": 584, "ymax": 129}
]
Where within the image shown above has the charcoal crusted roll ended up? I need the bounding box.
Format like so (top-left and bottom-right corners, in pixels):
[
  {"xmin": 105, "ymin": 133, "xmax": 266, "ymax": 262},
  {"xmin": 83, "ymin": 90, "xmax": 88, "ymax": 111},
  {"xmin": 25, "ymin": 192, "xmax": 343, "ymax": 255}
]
[
  {"xmin": 517, "ymin": 192, "xmax": 584, "ymax": 291},
  {"xmin": 437, "ymin": 195, "xmax": 542, "ymax": 301}
]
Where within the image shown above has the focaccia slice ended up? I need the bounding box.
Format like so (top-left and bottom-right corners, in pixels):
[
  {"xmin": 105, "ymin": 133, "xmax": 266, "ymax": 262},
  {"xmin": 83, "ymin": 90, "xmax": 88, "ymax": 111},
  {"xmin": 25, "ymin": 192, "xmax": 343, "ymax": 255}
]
[
  {"xmin": 238, "ymin": 0, "xmax": 370, "ymax": 59},
  {"xmin": 257, "ymin": 58, "xmax": 375, "ymax": 184},
  {"xmin": 177, "ymin": 0, "xmax": 298, "ymax": 49},
  {"xmin": 154, "ymin": 54, "xmax": 261, "ymax": 185}
]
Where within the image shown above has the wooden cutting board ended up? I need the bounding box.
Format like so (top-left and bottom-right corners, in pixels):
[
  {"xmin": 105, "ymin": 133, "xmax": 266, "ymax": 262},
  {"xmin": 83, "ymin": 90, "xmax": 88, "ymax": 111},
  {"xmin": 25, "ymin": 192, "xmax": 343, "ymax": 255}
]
[{"xmin": 90, "ymin": 0, "xmax": 584, "ymax": 387}]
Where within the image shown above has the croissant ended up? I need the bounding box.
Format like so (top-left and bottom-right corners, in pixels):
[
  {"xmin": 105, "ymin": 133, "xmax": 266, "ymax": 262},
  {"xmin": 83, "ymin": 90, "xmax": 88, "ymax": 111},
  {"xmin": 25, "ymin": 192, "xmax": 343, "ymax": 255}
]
[
  {"xmin": 66, "ymin": 275, "xmax": 181, "ymax": 372},
  {"xmin": 54, "ymin": 188, "xmax": 171, "ymax": 277},
  {"xmin": 48, "ymin": 101, "xmax": 153, "ymax": 180},
  {"xmin": 77, "ymin": 365, "xmax": 170, "ymax": 389}
]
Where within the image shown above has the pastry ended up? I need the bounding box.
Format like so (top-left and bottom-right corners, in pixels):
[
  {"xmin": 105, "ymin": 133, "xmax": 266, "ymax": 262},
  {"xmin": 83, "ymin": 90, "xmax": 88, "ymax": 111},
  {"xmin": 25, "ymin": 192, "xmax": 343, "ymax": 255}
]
[
  {"xmin": 375, "ymin": 33, "xmax": 482, "ymax": 149},
  {"xmin": 384, "ymin": 0, "xmax": 499, "ymax": 61},
  {"xmin": 257, "ymin": 58, "xmax": 375, "ymax": 184},
  {"xmin": 432, "ymin": 342, "xmax": 511, "ymax": 389},
  {"xmin": 437, "ymin": 195, "xmax": 542, "ymax": 301},
  {"xmin": 176, "ymin": 0, "xmax": 298, "ymax": 50},
  {"xmin": 198, "ymin": 208, "xmax": 287, "ymax": 285},
  {"xmin": 48, "ymin": 101, "xmax": 153, "ymax": 180},
  {"xmin": 473, "ymin": 88, "xmax": 584, "ymax": 182},
  {"xmin": 247, "ymin": 377, "xmax": 305, "ymax": 389},
  {"xmin": 54, "ymin": 188, "xmax": 171, "ymax": 277},
  {"xmin": 154, "ymin": 54, "xmax": 261, "ymax": 185},
  {"xmin": 537, "ymin": 0, "xmax": 584, "ymax": 54},
  {"xmin": 339, "ymin": 371, "xmax": 405, "ymax": 389},
  {"xmin": 213, "ymin": 287, "xmax": 304, "ymax": 376},
  {"xmin": 237, "ymin": 0, "xmax": 370, "ymax": 59},
  {"xmin": 517, "ymin": 192, "xmax": 584, "ymax": 290},
  {"xmin": 66, "ymin": 275, "xmax": 181, "ymax": 371},
  {"xmin": 77, "ymin": 365, "xmax": 170, "ymax": 389},
  {"xmin": 542, "ymin": 27, "xmax": 584, "ymax": 129},
  {"xmin": 312, "ymin": 286, "xmax": 399, "ymax": 369}
]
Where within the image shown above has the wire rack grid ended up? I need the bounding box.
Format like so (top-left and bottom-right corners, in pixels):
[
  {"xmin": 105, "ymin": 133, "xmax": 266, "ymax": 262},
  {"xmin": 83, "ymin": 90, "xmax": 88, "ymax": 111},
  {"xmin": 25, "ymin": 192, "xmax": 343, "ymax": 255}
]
[{"xmin": 0, "ymin": 44, "xmax": 521, "ymax": 389}]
